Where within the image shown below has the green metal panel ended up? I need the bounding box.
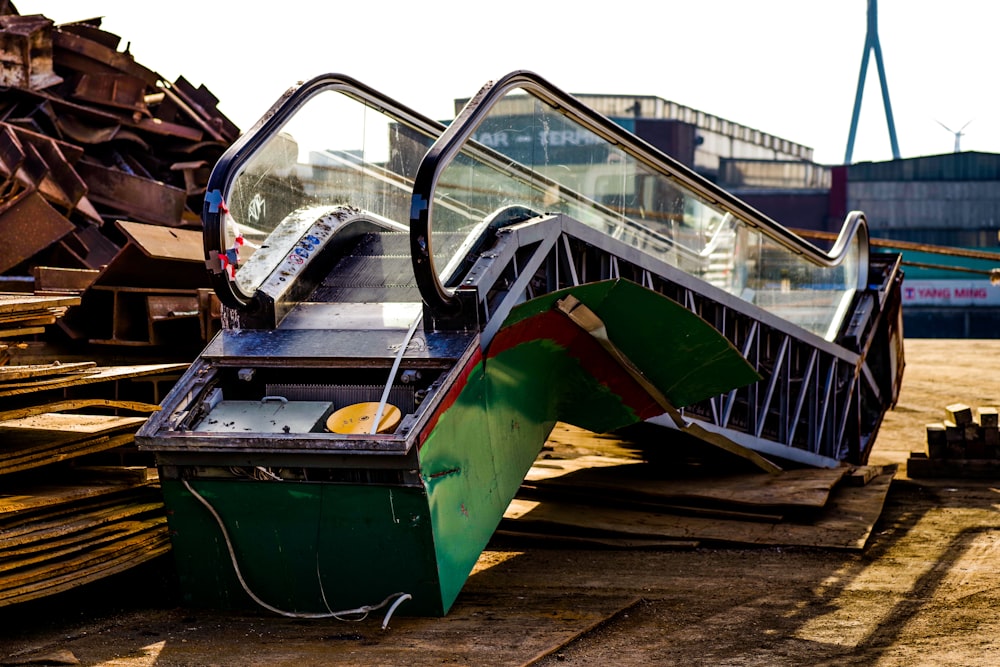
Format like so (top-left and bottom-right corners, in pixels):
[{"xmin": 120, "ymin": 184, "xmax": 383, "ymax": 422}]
[
  {"xmin": 498, "ymin": 279, "xmax": 760, "ymax": 410},
  {"xmin": 161, "ymin": 480, "xmax": 444, "ymax": 616},
  {"xmin": 418, "ymin": 360, "xmax": 497, "ymax": 612},
  {"xmin": 416, "ymin": 279, "xmax": 761, "ymax": 612}
]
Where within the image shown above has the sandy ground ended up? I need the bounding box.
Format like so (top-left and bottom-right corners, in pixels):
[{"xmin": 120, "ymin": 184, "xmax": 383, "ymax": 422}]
[{"xmin": 2, "ymin": 338, "xmax": 1000, "ymax": 667}]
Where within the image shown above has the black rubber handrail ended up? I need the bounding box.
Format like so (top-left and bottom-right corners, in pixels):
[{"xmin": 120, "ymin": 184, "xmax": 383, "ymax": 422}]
[
  {"xmin": 409, "ymin": 69, "xmax": 871, "ymax": 317},
  {"xmin": 202, "ymin": 73, "xmax": 448, "ymax": 310}
]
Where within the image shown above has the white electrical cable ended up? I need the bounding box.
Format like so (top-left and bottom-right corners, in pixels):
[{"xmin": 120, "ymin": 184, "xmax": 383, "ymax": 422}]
[
  {"xmin": 182, "ymin": 478, "xmax": 411, "ymax": 627},
  {"xmin": 381, "ymin": 593, "xmax": 413, "ymax": 630},
  {"xmin": 371, "ymin": 314, "xmax": 422, "ymax": 434}
]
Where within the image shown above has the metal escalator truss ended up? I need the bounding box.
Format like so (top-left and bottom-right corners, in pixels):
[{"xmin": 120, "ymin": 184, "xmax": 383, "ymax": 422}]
[
  {"xmin": 452, "ymin": 213, "xmax": 902, "ymax": 466},
  {"xmin": 409, "ymin": 71, "xmax": 905, "ymax": 466}
]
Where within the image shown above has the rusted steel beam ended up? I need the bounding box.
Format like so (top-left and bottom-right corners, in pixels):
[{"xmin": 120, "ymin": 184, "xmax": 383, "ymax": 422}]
[
  {"xmin": 50, "ymin": 27, "xmax": 158, "ymax": 86},
  {"xmin": 70, "ymin": 72, "xmax": 150, "ymax": 115},
  {"xmin": 0, "ymin": 125, "xmax": 26, "ymax": 200},
  {"xmin": 74, "ymin": 159, "xmax": 187, "ymax": 227},
  {"xmin": 0, "ymin": 190, "xmax": 75, "ymax": 273},
  {"xmin": 54, "ymin": 113, "xmax": 129, "ymax": 145},
  {"xmin": 62, "ymin": 222, "xmax": 220, "ymax": 346},
  {"xmin": 169, "ymin": 76, "xmax": 240, "ymax": 142},
  {"xmin": 0, "ymin": 14, "xmax": 62, "ymax": 90},
  {"xmin": 16, "ymin": 87, "xmax": 205, "ymax": 142},
  {"xmin": 69, "ymin": 285, "xmax": 209, "ymax": 346},
  {"xmin": 53, "ymin": 18, "xmax": 121, "ymax": 49},
  {"xmin": 16, "ymin": 141, "xmax": 51, "ymax": 195},
  {"xmin": 96, "ymin": 220, "xmax": 209, "ymax": 288},
  {"xmin": 159, "ymin": 84, "xmax": 227, "ymax": 144},
  {"xmin": 32, "ymin": 266, "xmax": 100, "ymax": 293},
  {"xmin": 197, "ymin": 288, "xmax": 221, "ymax": 341},
  {"xmin": 70, "ymin": 194, "xmax": 103, "ymax": 226},
  {"xmin": 57, "ymin": 223, "xmax": 121, "ymax": 270},
  {"xmin": 22, "ymin": 135, "xmax": 88, "ymax": 210},
  {"xmin": 7, "ymin": 122, "xmax": 85, "ymax": 163},
  {"xmin": 169, "ymin": 160, "xmax": 208, "ymax": 196},
  {"xmin": 2, "ymin": 123, "xmax": 102, "ymax": 223}
]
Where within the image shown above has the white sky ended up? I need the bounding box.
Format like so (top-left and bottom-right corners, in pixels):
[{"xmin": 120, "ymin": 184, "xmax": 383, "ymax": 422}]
[{"xmin": 15, "ymin": 0, "xmax": 998, "ymax": 166}]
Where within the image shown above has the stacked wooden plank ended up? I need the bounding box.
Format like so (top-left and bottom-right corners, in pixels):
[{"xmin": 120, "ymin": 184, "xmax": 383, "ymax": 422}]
[
  {"xmin": 501, "ymin": 424, "xmax": 893, "ymax": 551},
  {"xmin": 0, "ymin": 293, "xmax": 80, "ymax": 341},
  {"xmin": 908, "ymin": 402, "xmax": 1000, "ymax": 478},
  {"xmin": 0, "ymin": 362, "xmax": 185, "ymax": 474},
  {"xmin": 0, "ymin": 361, "xmax": 186, "ymax": 607},
  {"xmin": 0, "ymin": 467, "xmax": 169, "ymax": 606}
]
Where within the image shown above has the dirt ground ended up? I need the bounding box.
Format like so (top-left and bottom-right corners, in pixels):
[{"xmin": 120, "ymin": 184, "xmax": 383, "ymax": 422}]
[{"xmin": 2, "ymin": 338, "xmax": 1000, "ymax": 667}]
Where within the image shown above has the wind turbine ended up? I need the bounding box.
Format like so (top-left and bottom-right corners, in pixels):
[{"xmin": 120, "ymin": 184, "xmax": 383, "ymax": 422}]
[{"xmin": 935, "ymin": 119, "xmax": 972, "ymax": 153}]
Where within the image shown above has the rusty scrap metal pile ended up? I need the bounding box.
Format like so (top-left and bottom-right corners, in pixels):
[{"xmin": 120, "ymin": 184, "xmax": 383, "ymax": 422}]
[
  {"xmin": 0, "ymin": 9, "xmax": 237, "ymax": 349},
  {"xmin": 0, "ymin": 8, "xmax": 240, "ymax": 608}
]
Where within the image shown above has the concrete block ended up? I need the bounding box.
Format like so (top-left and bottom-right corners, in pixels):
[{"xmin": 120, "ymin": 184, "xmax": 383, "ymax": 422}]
[
  {"xmin": 944, "ymin": 420, "xmax": 963, "ymax": 443},
  {"xmin": 947, "ymin": 403, "xmax": 974, "ymax": 425},
  {"xmin": 926, "ymin": 423, "xmax": 947, "ymax": 458}
]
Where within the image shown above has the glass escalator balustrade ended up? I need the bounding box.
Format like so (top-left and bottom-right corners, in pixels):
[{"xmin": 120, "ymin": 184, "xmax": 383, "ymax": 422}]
[
  {"xmin": 216, "ymin": 76, "xmax": 862, "ymax": 342},
  {"xmin": 219, "ymin": 87, "xmax": 441, "ymax": 300},
  {"xmin": 427, "ymin": 87, "xmax": 862, "ymax": 341}
]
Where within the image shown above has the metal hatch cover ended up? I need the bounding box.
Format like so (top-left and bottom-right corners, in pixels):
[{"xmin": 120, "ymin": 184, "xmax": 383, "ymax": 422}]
[{"xmin": 192, "ymin": 397, "xmax": 332, "ymax": 434}]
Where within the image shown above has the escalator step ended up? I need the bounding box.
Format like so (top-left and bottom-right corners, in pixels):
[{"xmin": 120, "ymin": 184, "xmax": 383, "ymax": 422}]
[{"xmin": 309, "ymin": 231, "xmax": 467, "ymax": 303}]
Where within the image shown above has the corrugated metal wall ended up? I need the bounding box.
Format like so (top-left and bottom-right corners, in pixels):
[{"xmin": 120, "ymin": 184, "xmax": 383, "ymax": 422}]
[
  {"xmin": 847, "ymin": 152, "xmax": 1000, "ymax": 246},
  {"xmin": 848, "ymin": 152, "xmax": 1000, "ymax": 182},
  {"xmin": 850, "ymin": 181, "xmax": 1000, "ymax": 230}
]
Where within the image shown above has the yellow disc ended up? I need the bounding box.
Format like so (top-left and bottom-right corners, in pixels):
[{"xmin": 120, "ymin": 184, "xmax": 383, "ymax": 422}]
[{"xmin": 326, "ymin": 402, "xmax": 402, "ymax": 434}]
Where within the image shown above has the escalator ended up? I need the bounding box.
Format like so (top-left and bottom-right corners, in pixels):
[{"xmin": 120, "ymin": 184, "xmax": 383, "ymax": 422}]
[{"xmin": 136, "ymin": 71, "xmax": 904, "ymax": 618}]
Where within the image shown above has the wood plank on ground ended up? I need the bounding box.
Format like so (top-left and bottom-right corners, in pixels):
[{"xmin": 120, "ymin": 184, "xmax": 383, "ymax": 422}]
[
  {"xmin": 0, "ymin": 467, "xmax": 158, "ymax": 517},
  {"xmin": 523, "ymin": 456, "xmax": 850, "ymax": 517},
  {"xmin": 0, "ymin": 361, "xmax": 97, "ymax": 382},
  {"xmin": 1, "ymin": 500, "xmax": 164, "ymax": 547},
  {"xmin": 0, "ymin": 413, "xmax": 147, "ymax": 436},
  {"xmin": 0, "ymin": 412, "xmax": 146, "ymax": 474},
  {"xmin": 493, "ymin": 529, "xmax": 700, "ymax": 550},
  {"xmin": 0, "ymin": 413, "xmax": 146, "ymax": 436},
  {"xmin": 502, "ymin": 467, "xmax": 893, "ymax": 551},
  {"xmin": 0, "ymin": 517, "xmax": 167, "ymax": 572},
  {"xmin": 0, "ymin": 326, "xmax": 45, "ymax": 338},
  {"xmin": 0, "ymin": 314, "xmax": 57, "ymax": 327},
  {"xmin": 0, "ymin": 529, "xmax": 171, "ymax": 606},
  {"xmin": 0, "ymin": 363, "xmax": 188, "ymax": 398},
  {"xmin": 0, "ymin": 294, "xmax": 80, "ymax": 316},
  {"xmin": 0, "ymin": 432, "xmax": 137, "ymax": 475},
  {"xmin": 0, "ymin": 398, "xmax": 160, "ymax": 422}
]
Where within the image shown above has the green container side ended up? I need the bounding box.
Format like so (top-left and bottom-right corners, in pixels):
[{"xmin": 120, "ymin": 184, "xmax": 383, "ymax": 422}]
[
  {"xmin": 161, "ymin": 480, "xmax": 444, "ymax": 616},
  {"xmin": 419, "ymin": 335, "xmax": 644, "ymax": 611}
]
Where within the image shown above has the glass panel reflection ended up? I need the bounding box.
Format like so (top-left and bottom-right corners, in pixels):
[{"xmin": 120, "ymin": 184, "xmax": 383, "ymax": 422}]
[
  {"xmin": 222, "ymin": 89, "xmax": 436, "ymax": 298},
  {"xmin": 428, "ymin": 89, "xmax": 860, "ymax": 340}
]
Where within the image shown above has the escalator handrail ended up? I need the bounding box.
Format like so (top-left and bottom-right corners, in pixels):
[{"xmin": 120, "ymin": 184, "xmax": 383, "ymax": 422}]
[
  {"xmin": 202, "ymin": 73, "xmax": 448, "ymax": 310},
  {"xmin": 409, "ymin": 69, "xmax": 871, "ymax": 317}
]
